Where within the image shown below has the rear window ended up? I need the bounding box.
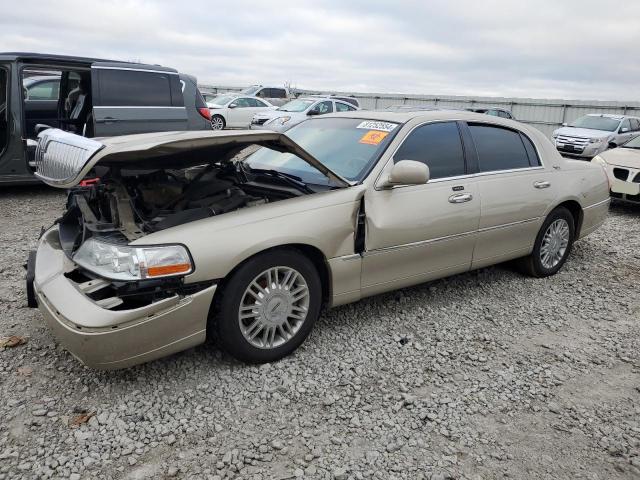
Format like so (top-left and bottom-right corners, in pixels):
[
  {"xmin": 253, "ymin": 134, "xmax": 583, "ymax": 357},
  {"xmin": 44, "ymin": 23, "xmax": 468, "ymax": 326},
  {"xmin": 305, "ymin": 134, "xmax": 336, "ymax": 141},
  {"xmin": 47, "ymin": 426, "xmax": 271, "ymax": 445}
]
[
  {"xmin": 468, "ymin": 124, "xmax": 531, "ymax": 172},
  {"xmin": 97, "ymin": 69, "xmax": 177, "ymax": 107}
]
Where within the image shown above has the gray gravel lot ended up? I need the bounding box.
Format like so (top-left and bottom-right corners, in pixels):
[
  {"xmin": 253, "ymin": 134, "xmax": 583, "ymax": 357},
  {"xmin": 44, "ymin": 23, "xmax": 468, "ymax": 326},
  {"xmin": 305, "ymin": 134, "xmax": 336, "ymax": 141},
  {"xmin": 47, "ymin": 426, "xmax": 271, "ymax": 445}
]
[{"xmin": 0, "ymin": 186, "xmax": 639, "ymax": 480}]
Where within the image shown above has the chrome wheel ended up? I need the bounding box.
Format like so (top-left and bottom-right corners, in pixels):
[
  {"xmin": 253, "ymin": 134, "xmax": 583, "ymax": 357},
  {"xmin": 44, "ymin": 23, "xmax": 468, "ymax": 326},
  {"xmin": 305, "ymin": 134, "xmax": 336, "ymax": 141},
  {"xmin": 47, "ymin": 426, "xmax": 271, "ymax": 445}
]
[
  {"xmin": 238, "ymin": 267, "xmax": 310, "ymax": 350},
  {"xmin": 211, "ymin": 116, "xmax": 224, "ymax": 130},
  {"xmin": 540, "ymin": 218, "xmax": 570, "ymax": 269}
]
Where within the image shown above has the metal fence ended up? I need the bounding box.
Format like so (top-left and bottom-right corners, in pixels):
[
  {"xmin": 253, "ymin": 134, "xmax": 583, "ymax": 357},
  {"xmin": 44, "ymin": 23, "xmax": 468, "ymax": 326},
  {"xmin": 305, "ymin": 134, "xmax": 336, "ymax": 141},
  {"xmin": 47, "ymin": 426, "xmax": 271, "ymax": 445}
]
[{"xmin": 199, "ymin": 84, "xmax": 640, "ymax": 139}]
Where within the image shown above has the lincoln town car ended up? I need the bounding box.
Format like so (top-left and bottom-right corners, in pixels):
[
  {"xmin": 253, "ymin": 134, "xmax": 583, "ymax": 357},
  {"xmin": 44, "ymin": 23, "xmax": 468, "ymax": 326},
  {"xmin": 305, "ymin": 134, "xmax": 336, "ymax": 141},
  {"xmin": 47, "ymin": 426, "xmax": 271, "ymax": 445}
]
[{"xmin": 27, "ymin": 111, "xmax": 610, "ymax": 369}]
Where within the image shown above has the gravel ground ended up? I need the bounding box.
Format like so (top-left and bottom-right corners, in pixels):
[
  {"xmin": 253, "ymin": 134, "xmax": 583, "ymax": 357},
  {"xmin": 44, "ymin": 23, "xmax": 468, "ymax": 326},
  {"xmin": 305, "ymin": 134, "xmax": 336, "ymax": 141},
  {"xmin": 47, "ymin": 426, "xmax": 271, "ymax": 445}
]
[{"xmin": 0, "ymin": 186, "xmax": 639, "ymax": 480}]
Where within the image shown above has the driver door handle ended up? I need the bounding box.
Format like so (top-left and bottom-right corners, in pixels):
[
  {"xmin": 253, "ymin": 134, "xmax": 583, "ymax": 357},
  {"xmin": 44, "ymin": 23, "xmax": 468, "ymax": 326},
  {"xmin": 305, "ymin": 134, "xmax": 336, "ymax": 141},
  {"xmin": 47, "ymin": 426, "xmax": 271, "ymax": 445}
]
[
  {"xmin": 448, "ymin": 193, "xmax": 473, "ymax": 203},
  {"xmin": 534, "ymin": 180, "xmax": 551, "ymax": 189}
]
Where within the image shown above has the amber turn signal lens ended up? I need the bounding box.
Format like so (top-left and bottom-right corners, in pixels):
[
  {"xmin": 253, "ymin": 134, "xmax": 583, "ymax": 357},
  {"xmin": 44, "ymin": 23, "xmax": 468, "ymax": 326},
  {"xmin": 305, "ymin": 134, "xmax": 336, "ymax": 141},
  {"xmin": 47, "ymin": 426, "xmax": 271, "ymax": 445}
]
[{"xmin": 147, "ymin": 263, "xmax": 192, "ymax": 277}]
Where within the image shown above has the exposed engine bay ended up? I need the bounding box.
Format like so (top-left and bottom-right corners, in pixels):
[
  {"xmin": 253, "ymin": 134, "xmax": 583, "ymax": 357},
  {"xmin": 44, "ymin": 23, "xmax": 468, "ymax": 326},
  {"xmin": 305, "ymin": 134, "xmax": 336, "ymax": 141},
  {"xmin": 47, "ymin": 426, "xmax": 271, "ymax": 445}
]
[{"xmin": 57, "ymin": 162, "xmax": 305, "ymax": 256}]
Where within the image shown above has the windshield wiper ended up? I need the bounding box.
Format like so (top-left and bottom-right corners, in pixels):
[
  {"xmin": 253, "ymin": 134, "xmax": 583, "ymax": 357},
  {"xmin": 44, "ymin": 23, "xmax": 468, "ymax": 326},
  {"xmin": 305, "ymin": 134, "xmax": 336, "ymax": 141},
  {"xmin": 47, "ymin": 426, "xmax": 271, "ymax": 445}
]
[{"xmin": 245, "ymin": 166, "xmax": 314, "ymax": 194}]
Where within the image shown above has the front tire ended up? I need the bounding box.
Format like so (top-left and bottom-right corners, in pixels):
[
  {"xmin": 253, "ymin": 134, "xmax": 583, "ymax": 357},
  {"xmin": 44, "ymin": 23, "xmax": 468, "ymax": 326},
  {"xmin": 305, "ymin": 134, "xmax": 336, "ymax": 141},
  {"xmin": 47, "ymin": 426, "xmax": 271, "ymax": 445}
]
[
  {"xmin": 211, "ymin": 115, "xmax": 226, "ymax": 130},
  {"xmin": 519, "ymin": 207, "xmax": 575, "ymax": 277},
  {"xmin": 214, "ymin": 249, "xmax": 322, "ymax": 363}
]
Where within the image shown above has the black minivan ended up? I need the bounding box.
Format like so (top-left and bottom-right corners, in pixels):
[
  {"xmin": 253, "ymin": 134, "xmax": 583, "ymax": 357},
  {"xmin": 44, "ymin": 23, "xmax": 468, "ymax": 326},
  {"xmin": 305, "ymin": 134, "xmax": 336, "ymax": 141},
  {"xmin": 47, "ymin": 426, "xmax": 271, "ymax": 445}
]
[{"xmin": 0, "ymin": 52, "xmax": 212, "ymax": 185}]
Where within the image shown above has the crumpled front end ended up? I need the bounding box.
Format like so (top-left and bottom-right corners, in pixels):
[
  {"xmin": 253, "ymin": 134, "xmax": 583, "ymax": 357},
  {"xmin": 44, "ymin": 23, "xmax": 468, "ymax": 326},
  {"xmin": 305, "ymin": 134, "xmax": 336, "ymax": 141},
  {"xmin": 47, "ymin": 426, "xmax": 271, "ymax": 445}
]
[{"xmin": 31, "ymin": 227, "xmax": 216, "ymax": 369}]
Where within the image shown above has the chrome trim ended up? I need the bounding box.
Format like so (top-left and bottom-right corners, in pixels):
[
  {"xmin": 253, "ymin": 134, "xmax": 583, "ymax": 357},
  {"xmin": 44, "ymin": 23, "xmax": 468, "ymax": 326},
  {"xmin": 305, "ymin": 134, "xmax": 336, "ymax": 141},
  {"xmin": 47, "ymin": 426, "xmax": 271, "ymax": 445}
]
[
  {"xmin": 477, "ymin": 217, "xmax": 540, "ymax": 233},
  {"xmin": 93, "ymin": 106, "xmax": 186, "ymax": 109},
  {"xmin": 363, "ymin": 230, "xmax": 476, "ymax": 256},
  {"xmin": 584, "ymin": 197, "xmax": 611, "ymax": 209},
  {"xmin": 91, "ymin": 66, "xmax": 179, "ymax": 75},
  {"xmin": 338, "ymin": 254, "xmax": 362, "ymax": 262},
  {"xmin": 364, "ymin": 217, "xmax": 541, "ymax": 257},
  {"xmin": 33, "ymin": 129, "xmax": 104, "ymax": 187}
]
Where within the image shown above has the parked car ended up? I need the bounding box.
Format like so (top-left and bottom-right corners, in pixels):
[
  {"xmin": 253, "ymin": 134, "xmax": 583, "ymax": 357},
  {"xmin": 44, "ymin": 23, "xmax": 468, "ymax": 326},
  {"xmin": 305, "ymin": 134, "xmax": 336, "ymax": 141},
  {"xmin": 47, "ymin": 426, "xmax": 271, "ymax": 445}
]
[
  {"xmin": 468, "ymin": 107, "xmax": 514, "ymax": 119},
  {"xmin": 27, "ymin": 110, "xmax": 609, "ymax": 369},
  {"xmin": 206, "ymin": 94, "xmax": 276, "ymax": 129},
  {"xmin": 308, "ymin": 94, "xmax": 360, "ymax": 108},
  {"xmin": 552, "ymin": 114, "xmax": 640, "ymax": 159},
  {"xmin": 241, "ymin": 85, "xmax": 290, "ymax": 106},
  {"xmin": 251, "ymin": 97, "xmax": 358, "ymax": 132},
  {"xmin": 0, "ymin": 52, "xmax": 211, "ymax": 185},
  {"xmin": 592, "ymin": 135, "xmax": 640, "ymax": 204},
  {"xmin": 385, "ymin": 104, "xmax": 441, "ymax": 112}
]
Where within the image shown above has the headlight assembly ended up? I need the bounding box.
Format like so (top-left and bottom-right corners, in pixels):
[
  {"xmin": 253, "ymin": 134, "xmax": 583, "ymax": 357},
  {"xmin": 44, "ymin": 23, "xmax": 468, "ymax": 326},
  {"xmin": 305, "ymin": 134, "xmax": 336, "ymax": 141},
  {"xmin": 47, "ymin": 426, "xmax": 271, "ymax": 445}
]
[
  {"xmin": 73, "ymin": 238, "xmax": 193, "ymax": 281},
  {"xmin": 267, "ymin": 116, "xmax": 291, "ymax": 126},
  {"xmin": 588, "ymin": 138, "xmax": 603, "ymax": 144}
]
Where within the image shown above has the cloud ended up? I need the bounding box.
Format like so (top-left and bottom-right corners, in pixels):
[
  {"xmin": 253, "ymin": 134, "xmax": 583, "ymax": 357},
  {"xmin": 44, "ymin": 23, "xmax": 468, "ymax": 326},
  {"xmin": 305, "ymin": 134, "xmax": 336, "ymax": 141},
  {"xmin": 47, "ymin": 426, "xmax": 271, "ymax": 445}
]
[{"xmin": 1, "ymin": 0, "xmax": 639, "ymax": 101}]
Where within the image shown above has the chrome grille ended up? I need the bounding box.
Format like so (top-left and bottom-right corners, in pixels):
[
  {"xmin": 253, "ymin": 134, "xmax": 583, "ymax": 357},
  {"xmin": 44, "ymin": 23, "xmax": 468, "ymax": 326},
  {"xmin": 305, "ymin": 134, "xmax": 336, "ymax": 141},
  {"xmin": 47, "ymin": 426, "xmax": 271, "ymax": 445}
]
[
  {"xmin": 556, "ymin": 135, "xmax": 590, "ymax": 148},
  {"xmin": 34, "ymin": 129, "xmax": 103, "ymax": 187}
]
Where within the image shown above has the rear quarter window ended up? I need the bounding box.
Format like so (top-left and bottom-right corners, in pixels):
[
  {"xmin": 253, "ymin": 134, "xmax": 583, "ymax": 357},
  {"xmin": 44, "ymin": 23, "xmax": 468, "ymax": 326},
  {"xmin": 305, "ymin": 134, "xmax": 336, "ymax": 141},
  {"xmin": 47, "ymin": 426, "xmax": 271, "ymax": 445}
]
[{"xmin": 97, "ymin": 69, "xmax": 180, "ymax": 107}]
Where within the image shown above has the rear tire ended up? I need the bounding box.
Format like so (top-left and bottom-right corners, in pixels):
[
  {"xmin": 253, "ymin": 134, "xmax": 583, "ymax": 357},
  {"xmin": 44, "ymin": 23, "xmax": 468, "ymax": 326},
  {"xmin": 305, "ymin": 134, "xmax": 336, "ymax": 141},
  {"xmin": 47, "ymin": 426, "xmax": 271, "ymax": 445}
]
[
  {"xmin": 518, "ymin": 207, "xmax": 575, "ymax": 277},
  {"xmin": 213, "ymin": 249, "xmax": 322, "ymax": 363},
  {"xmin": 211, "ymin": 115, "xmax": 225, "ymax": 130}
]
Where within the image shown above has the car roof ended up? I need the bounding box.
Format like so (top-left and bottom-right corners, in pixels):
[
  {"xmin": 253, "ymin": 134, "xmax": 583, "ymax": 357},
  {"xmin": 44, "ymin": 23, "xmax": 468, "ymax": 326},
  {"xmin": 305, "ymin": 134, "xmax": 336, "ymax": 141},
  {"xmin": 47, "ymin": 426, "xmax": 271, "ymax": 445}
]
[
  {"xmin": 0, "ymin": 52, "xmax": 177, "ymax": 73},
  {"xmin": 317, "ymin": 109, "xmax": 533, "ymax": 129},
  {"xmin": 585, "ymin": 113, "xmax": 627, "ymax": 120}
]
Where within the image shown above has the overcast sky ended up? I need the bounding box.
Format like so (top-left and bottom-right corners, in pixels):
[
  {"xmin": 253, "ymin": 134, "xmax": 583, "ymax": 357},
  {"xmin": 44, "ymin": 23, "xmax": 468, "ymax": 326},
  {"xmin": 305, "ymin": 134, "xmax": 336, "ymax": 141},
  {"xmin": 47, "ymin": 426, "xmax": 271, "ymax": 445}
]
[{"xmin": 2, "ymin": 0, "xmax": 640, "ymax": 101}]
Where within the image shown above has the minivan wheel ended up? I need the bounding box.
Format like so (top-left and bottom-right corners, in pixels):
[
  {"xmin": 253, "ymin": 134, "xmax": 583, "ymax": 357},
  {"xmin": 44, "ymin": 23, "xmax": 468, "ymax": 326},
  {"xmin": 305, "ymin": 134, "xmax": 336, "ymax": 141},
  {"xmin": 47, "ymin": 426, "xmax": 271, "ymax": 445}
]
[
  {"xmin": 214, "ymin": 249, "xmax": 321, "ymax": 363},
  {"xmin": 519, "ymin": 207, "xmax": 575, "ymax": 278},
  {"xmin": 211, "ymin": 115, "xmax": 225, "ymax": 130}
]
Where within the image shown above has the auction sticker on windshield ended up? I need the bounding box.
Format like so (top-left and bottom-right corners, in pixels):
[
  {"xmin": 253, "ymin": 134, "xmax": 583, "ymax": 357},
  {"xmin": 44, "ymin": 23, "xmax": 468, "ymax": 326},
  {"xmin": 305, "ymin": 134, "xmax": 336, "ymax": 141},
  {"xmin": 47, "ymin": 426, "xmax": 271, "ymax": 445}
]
[
  {"xmin": 356, "ymin": 121, "xmax": 398, "ymax": 132},
  {"xmin": 359, "ymin": 130, "xmax": 389, "ymax": 145}
]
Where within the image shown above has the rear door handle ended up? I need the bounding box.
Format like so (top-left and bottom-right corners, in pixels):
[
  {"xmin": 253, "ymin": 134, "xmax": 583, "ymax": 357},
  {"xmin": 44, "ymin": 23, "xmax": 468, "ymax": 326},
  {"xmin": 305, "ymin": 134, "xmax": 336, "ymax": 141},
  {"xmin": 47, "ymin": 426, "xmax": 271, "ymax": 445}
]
[
  {"xmin": 448, "ymin": 193, "xmax": 473, "ymax": 203},
  {"xmin": 534, "ymin": 180, "xmax": 551, "ymax": 189}
]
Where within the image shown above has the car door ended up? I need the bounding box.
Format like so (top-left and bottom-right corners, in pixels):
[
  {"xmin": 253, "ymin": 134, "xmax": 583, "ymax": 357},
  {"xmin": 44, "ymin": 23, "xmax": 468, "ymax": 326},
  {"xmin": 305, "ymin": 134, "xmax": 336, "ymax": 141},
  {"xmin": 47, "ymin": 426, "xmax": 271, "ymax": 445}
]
[
  {"xmin": 23, "ymin": 77, "xmax": 61, "ymax": 137},
  {"xmin": 226, "ymin": 97, "xmax": 253, "ymax": 127},
  {"xmin": 361, "ymin": 121, "xmax": 480, "ymax": 296},
  {"xmin": 615, "ymin": 118, "xmax": 634, "ymax": 145},
  {"xmin": 466, "ymin": 122, "xmax": 557, "ymax": 268},
  {"xmin": 92, "ymin": 63, "xmax": 187, "ymax": 136}
]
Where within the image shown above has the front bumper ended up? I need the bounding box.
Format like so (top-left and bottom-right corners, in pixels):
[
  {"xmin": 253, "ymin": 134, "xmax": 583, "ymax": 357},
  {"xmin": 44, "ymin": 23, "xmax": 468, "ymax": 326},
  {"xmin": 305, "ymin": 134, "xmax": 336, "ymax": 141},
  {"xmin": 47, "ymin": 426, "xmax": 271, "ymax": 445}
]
[
  {"xmin": 604, "ymin": 164, "xmax": 640, "ymax": 203},
  {"xmin": 555, "ymin": 142, "xmax": 604, "ymax": 159},
  {"xmin": 32, "ymin": 227, "xmax": 216, "ymax": 370}
]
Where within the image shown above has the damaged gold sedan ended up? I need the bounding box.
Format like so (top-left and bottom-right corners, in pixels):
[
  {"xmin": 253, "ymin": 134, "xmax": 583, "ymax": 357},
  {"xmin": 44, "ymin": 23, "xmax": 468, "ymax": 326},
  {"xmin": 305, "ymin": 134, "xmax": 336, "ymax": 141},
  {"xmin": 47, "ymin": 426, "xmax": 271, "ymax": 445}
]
[{"xmin": 27, "ymin": 111, "xmax": 610, "ymax": 369}]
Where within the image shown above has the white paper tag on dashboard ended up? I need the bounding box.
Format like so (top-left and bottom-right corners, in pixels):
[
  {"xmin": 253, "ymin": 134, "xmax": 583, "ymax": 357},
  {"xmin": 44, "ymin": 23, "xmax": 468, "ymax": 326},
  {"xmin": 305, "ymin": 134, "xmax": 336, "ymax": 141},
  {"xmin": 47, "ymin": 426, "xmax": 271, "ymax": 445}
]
[{"xmin": 355, "ymin": 121, "xmax": 398, "ymax": 132}]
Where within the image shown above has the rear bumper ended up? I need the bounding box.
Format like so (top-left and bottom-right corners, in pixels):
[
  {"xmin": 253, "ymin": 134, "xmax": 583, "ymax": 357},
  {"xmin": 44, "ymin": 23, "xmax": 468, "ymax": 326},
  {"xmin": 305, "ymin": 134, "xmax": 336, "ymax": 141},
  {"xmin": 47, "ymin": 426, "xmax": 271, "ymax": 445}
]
[{"xmin": 33, "ymin": 227, "xmax": 216, "ymax": 370}]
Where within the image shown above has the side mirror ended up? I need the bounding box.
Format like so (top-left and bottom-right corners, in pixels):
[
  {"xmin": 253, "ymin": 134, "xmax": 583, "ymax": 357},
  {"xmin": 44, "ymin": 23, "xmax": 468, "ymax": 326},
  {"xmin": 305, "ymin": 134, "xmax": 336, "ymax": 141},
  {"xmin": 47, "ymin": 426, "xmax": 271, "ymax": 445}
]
[
  {"xmin": 620, "ymin": 127, "xmax": 629, "ymax": 133},
  {"xmin": 562, "ymin": 122, "xmax": 568, "ymax": 127},
  {"xmin": 228, "ymin": 103, "xmax": 237, "ymax": 109},
  {"xmin": 608, "ymin": 141, "xmax": 618, "ymax": 149},
  {"xmin": 379, "ymin": 160, "xmax": 430, "ymax": 188},
  {"xmin": 307, "ymin": 109, "xmax": 320, "ymax": 116}
]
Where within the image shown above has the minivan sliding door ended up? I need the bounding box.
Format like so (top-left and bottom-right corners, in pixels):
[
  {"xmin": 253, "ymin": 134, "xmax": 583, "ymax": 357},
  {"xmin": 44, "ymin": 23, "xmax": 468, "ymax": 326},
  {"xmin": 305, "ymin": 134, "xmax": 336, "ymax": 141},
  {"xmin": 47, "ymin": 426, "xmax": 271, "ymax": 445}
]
[{"xmin": 92, "ymin": 64, "xmax": 188, "ymax": 136}]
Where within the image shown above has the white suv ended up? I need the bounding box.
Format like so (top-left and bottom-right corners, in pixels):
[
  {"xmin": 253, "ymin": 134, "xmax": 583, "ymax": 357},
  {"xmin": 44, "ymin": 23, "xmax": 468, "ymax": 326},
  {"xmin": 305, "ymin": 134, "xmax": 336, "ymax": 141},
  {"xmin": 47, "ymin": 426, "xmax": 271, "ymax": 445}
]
[{"xmin": 552, "ymin": 114, "xmax": 640, "ymax": 159}]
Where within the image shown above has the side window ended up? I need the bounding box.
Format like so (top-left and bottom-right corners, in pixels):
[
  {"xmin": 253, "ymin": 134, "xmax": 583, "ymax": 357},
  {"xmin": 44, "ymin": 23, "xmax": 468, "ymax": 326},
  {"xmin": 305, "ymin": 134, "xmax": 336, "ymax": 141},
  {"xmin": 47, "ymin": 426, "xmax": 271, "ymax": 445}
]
[
  {"xmin": 486, "ymin": 109, "xmax": 500, "ymax": 117},
  {"xmin": 620, "ymin": 119, "xmax": 631, "ymax": 132},
  {"xmin": 254, "ymin": 98, "xmax": 269, "ymax": 108},
  {"xmin": 468, "ymin": 124, "xmax": 530, "ymax": 172},
  {"xmin": 393, "ymin": 122, "xmax": 466, "ymax": 180},
  {"xmin": 271, "ymin": 88, "xmax": 286, "ymax": 99},
  {"xmin": 335, "ymin": 102, "xmax": 352, "ymax": 112},
  {"xmin": 312, "ymin": 101, "xmax": 333, "ymax": 114},
  {"xmin": 630, "ymin": 119, "xmax": 640, "ymax": 131},
  {"xmin": 520, "ymin": 133, "xmax": 541, "ymax": 166},
  {"xmin": 498, "ymin": 111, "xmax": 511, "ymax": 119},
  {"xmin": 27, "ymin": 80, "xmax": 60, "ymax": 100},
  {"xmin": 97, "ymin": 69, "xmax": 173, "ymax": 106},
  {"xmin": 255, "ymin": 89, "xmax": 267, "ymax": 98},
  {"xmin": 233, "ymin": 98, "xmax": 251, "ymax": 108}
]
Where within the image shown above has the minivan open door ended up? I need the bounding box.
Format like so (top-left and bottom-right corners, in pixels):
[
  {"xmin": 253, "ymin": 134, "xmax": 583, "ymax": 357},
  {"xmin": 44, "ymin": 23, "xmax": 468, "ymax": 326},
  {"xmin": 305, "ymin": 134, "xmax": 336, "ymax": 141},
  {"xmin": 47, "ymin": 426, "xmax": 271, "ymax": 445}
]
[{"xmin": 91, "ymin": 62, "xmax": 188, "ymax": 136}]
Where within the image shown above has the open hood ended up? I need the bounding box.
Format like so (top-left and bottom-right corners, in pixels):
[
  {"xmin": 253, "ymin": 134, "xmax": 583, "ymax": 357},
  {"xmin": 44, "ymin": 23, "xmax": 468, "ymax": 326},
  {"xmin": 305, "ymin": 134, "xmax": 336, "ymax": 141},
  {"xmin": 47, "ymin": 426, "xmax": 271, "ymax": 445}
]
[{"xmin": 33, "ymin": 129, "xmax": 351, "ymax": 188}]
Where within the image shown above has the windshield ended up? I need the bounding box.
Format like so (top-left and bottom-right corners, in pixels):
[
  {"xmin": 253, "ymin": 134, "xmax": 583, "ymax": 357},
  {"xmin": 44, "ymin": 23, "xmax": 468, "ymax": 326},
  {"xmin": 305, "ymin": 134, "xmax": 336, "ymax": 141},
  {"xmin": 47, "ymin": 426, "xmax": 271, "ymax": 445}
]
[
  {"xmin": 241, "ymin": 86, "xmax": 260, "ymax": 95},
  {"xmin": 209, "ymin": 94, "xmax": 235, "ymax": 106},
  {"xmin": 569, "ymin": 115, "xmax": 621, "ymax": 132},
  {"xmin": 622, "ymin": 135, "xmax": 640, "ymax": 149},
  {"xmin": 244, "ymin": 117, "xmax": 399, "ymax": 185},
  {"xmin": 278, "ymin": 99, "xmax": 315, "ymax": 112}
]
